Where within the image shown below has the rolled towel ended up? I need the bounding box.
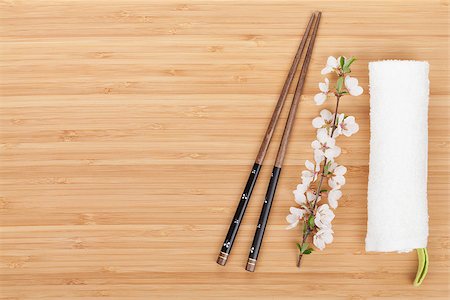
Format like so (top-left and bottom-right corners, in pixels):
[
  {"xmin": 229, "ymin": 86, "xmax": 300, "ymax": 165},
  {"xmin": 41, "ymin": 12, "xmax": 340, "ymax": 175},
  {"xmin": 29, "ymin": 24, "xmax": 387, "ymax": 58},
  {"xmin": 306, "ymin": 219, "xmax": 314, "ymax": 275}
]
[{"xmin": 366, "ymin": 60, "xmax": 429, "ymax": 253}]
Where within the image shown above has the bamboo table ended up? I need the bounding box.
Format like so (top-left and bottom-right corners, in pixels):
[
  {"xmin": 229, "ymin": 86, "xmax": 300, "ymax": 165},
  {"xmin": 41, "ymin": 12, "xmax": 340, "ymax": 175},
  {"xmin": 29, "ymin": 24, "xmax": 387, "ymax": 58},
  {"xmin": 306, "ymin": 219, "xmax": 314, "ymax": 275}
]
[{"xmin": 1, "ymin": 1, "xmax": 448, "ymax": 299}]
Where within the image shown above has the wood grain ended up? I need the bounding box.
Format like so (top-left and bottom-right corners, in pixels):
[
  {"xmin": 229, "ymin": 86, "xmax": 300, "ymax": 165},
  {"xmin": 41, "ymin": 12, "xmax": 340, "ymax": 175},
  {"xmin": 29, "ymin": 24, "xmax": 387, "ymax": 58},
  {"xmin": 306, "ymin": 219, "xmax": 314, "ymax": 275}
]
[{"xmin": 0, "ymin": 0, "xmax": 448, "ymax": 299}]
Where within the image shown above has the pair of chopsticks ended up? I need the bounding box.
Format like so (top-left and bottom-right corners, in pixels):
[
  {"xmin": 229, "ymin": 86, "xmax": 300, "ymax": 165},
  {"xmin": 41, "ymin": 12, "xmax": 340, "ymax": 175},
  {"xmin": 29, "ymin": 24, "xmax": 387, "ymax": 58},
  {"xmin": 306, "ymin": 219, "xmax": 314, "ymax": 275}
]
[{"xmin": 217, "ymin": 11, "xmax": 322, "ymax": 272}]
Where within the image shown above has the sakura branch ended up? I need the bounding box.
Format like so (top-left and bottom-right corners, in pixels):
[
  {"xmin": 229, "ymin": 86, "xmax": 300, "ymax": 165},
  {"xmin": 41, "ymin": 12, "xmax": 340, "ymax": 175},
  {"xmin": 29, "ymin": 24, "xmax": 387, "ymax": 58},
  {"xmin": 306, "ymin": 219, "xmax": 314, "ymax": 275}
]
[{"xmin": 286, "ymin": 56, "xmax": 363, "ymax": 267}]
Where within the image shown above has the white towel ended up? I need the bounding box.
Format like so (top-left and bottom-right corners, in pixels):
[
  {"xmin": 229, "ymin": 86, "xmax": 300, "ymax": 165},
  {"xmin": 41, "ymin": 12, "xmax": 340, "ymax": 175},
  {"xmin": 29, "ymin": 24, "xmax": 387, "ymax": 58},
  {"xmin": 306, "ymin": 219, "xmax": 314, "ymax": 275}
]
[{"xmin": 366, "ymin": 60, "xmax": 429, "ymax": 252}]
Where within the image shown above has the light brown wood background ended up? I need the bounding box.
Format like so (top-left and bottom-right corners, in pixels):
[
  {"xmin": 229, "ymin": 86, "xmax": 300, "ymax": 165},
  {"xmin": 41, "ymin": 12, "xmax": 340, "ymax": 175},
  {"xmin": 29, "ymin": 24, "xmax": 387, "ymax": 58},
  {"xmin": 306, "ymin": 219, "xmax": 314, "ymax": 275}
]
[{"xmin": 0, "ymin": 0, "xmax": 448, "ymax": 299}]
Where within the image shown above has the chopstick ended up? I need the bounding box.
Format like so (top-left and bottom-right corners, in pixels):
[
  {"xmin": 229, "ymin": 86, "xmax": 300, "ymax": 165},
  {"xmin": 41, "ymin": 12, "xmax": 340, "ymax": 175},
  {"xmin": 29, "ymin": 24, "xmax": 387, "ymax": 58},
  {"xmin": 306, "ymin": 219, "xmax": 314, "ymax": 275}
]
[
  {"xmin": 217, "ymin": 13, "xmax": 317, "ymax": 266},
  {"xmin": 245, "ymin": 11, "xmax": 322, "ymax": 272}
]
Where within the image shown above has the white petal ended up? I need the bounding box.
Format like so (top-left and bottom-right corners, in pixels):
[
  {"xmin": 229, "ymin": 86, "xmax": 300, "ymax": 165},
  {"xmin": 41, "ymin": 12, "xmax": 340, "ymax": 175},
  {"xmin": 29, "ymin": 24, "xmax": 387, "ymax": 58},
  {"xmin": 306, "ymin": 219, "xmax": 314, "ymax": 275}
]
[
  {"xmin": 328, "ymin": 178, "xmax": 337, "ymax": 189},
  {"xmin": 306, "ymin": 191, "xmax": 316, "ymax": 202},
  {"xmin": 332, "ymin": 129, "xmax": 341, "ymax": 139},
  {"xmin": 296, "ymin": 183, "xmax": 307, "ymax": 193},
  {"xmin": 347, "ymin": 123, "xmax": 360, "ymax": 136},
  {"xmin": 290, "ymin": 207, "xmax": 305, "ymax": 218},
  {"xmin": 334, "ymin": 165, "xmax": 347, "ymax": 176},
  {"xmin": 317, "ymin": 128, "xmax": 329, "ymax": 142},
  {"xmin": 319, "ymin": 82, "xmax": 328, "ymax": 93},
  {"xmin": 314, "ymin": 215, "xmax": 325, "ymax": 228},
  {"xmin": 324, "ymin": 149, "xmax": 334, "ymax": 160},
  {"xmin": 345, "ymin": 116, "xmax": 355, "ymax": 124},
  {"xmin": 314, "ymin": 93, "xmax": 327, "ymax": 105},
  {"xmin": 301, "ymin": 171, "xmax": 313, "ymax": 186},
  {"xmin": 328, "ymin": 189, "xmax": 342, "ymax": 209},
  {"xmin": 328, "ymin": 197, "xmax": 338, "ymax": 209},
  {"xmin": 328, "ymin": 162, "xmax": 338, "ymax": 172},
  {"xmin": 321, "ymin": 66, "xmax": 333, "ymax": 75},
  {"xmin": 312, "ymin": 116, "xmax": 325, "ymax": 128},
  {"xmin": 305, "ymin": 160, "xmax": 315, "ymax": 171},
  {"xmin": 326, "ymin": 56, "xmax": 338, "ymax": 68},
  {"xmin": 311, "ymin": 140, "xmax": 321, "ymax": 150},
  {"xmin": 313, "ymin": 234, "xmax": 326, "ymax": 250},
  {"xmin": 285, "ymin": 219, "xmax": 299, "ymax": 230},
  {"xmin": 314, "ymin": 150, "xmax": 324, "ymax": 164},
  {"xmin": 336, "ymin": 175, "xmax": 346, "ymax": 187},
  {"xmin": 293, "ymin": 190, "xmax": 306, "ymax": 205},
  {"xmin": 322, "ymin": 231, "xmax": 334, "ymax": 244},
  {"xmin": 325, "ymin": 136, "xmax": 336, "ymax": 147},
  {"xmin": 344, "ymin": 75, "xmax": 358, "ymax": 89},
  {"xmin": 314, "ymin": 163, "xmax": 321, "ymax": 172},
  {"xmin": 349, "ymin": 85, "xmax": 363, "ymax": 96},
  {"xmin": 320, "ymin": 109, "xmax": 333, "ymax": 121},
  {"xmin": 301, "ymin": 170, "xmax": 313, "ymax": 179},
  {"xmin": 286, "ymin": 213, "xmax": 297, "ymax": 223},
  {"xmin": 325, "ymin": 146, "xmax": 341, "ymax": 160}
]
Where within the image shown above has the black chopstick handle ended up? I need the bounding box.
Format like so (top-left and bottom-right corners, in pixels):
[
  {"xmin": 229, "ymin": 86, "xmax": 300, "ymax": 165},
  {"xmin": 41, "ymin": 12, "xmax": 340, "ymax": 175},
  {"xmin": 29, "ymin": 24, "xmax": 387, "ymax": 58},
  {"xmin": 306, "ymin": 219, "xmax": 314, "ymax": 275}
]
[
  {"xmin": 217, "ymin": 163, "xmax": 262, "ymax": 266},
  {"xmin": 245, "ymin": 166, "xmax": 281, "ymax": 272}
]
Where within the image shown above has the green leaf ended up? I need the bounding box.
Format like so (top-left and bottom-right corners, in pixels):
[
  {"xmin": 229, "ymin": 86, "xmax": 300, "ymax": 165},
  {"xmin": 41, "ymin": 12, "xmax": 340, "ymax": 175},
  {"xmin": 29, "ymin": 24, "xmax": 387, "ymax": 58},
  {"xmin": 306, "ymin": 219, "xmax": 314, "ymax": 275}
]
[
  {"xmin": 320, "ymin": 189, "xmax": 328, "ymax": 193},
  {"xmin": 336, "ymin": 76, "xmax": 344, "ymax": 93},
  {"xmin": 343, "ymin": 57, "xmax": 356, "ymax": 73},
  {"xmin": 339, "ymin": 56, "xmax": 345, "ymax": 68},
  {"xmin": 300, "ymin": 243, "xmax": 309, "ymax": 253},
  {"xmin": 323, "ymin": 161, "xmax": 332, "ymax": 175},
  {"xmin": 308, "ymin": 214, "xmax": 315, "ymax": 230},
  {"xmin": 303, "ymin": 248, "xmax": 314, "ymax": 255},
  {"xmin": 296, "ymin": 242, "xmax": 302, "ymax": 251}
]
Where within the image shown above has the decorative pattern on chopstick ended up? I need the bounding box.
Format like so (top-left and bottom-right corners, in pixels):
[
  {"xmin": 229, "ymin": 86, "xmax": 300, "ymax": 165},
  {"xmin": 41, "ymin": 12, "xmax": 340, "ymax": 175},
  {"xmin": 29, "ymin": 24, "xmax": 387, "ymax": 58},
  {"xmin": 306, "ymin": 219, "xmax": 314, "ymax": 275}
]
[
  {"xmin": 217, "ymin": 12, "xmax": 317, "ymax": 266},
  {"xmin": 246, "ymin": 11, "xmax": 322, "ymax": 272}
]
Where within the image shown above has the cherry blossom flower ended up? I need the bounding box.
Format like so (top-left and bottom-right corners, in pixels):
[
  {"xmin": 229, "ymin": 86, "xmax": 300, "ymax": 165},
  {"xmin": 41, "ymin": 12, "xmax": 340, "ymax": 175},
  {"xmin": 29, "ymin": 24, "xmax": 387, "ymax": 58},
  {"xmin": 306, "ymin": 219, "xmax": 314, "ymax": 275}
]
[
  {"xmin": 312, "ymin": 109, "xmax": 335, "ymax": 131},
  {"xmin": 311, "ymin": 129, "xmax": 341, "ymax": 161},
  {"xmin": 301, "ymin": 160, "xmax": 321, "ymax": 185},
  {"xmin": 313, "ymin": 228, "xmax": 334, "ymax": 250},
  {"xmin": 344, "ymin": 75, "xmax": 363, "ymax": 96},
  {"xmin": 306, "ymin": 188, "xmax": 321, "ymax": 203},
  {"xmin": 328, "ymin": 189, "xmax": 343, "ymax": 209},
  {"xmin": 293, "ymin": 183, "xmax": 308, "ymax": 205},
  {"xmin": 314, "ymin": 78, "xmax": 329, "ymax": 105},
  {"xmin": 321, "ymin": 56, "xmax": 339, "ymax": 75},
  {"xmin": 328, "ymin": 163, "xmax": 347, "ymax": 189},
  {"xmin": 286, "ymin": 207, "xmax": 306, "ymax": 230},
  {"xmin": 314, "ymin": 204, "xmax": 335, "ymax": 229},
  {"xmin": 335, "ymin": 114, "xmax": 359, "ymax": 137}
]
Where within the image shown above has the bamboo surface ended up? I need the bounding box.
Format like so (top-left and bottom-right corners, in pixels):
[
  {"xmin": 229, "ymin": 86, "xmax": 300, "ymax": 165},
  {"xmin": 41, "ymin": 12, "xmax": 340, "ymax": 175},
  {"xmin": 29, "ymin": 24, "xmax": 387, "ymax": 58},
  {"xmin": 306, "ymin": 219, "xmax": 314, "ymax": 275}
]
[{"xmin": 0, "ymin": 0, "xmax": 449, "ymax": 299}]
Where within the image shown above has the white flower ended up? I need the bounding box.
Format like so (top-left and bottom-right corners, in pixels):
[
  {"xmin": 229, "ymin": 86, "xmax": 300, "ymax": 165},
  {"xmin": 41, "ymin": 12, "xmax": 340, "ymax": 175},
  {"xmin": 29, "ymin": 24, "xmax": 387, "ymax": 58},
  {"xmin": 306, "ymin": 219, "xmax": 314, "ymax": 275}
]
[
  {"xmin": 328, "ymin": 163, "xmax": 347, "ymax": 189},
  {"xmin": 313, "ymin": 228, "xmax": 334, "ymax": 250},
  {"xmin": 286, "ymin": 207, "xmax": 306, "ymax": 230},
  {"xmin": 293, "ymin": 183, "xmax": 308, "ymax": 205},
  {"xmin": 311, "ymin": 128, "xmax": 341, "ymax": 161},
  {"xmin": 328, "ymin": 189, "xmax": 343, "ymax": 209},
  {"xmin": 321, "ymin": 56, "xmax": 339, "ymax": 75},
  {"xmin": 314, "ymin": 204, "xmax": 335, "ymax": 229},
  {"xmin": 312, "ymin": 109, "xmax": 334, "ymax": 130},
  {"xmin": 344, "ymin": 75, "xmax": 363, "ymax": 96},
  {"xmin": 301, "ymin": 160, "xmax": 320, "ymax": 185},
  {"xmin": 306, "ymin": 189, "xmax": 321, "ymax": 203},
  {"xmin": 314, "ymin": 149, "xmax": 325, "ymax": 164},
  {"xmin": 314, "ymin": 78, "xmax": 329, "ymax": 105},
  {"xmin": 335, "ymin": 114, "xmax": 359, "ymax": 137}
]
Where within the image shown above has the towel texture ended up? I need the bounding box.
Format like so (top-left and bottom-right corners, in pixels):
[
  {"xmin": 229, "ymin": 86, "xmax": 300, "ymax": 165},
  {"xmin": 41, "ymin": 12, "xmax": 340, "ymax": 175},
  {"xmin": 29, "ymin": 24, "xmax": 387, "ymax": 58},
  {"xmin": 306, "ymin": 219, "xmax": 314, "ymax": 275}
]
[{"xmin": 366, "ymin": 60, "xmax": 429, "ymax": 252}]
